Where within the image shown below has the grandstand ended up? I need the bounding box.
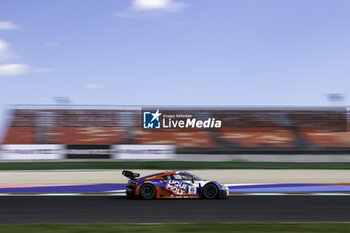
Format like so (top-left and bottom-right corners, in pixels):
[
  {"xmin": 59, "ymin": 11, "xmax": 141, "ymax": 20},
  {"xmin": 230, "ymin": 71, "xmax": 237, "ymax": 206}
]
[{"xmin": 2, "ymin": 106, "xmax": 349, "ymax": 153}]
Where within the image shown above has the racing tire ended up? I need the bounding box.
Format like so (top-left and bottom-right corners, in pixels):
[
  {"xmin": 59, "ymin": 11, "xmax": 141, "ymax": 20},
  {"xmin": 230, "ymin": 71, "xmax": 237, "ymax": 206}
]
[
  {"xmin": 203, "ymin": 183, "xmax": 218, "ymax": 199},
  {"xmin": 140, "ymin": 184, "xmax": 156, "ymax": 200}
]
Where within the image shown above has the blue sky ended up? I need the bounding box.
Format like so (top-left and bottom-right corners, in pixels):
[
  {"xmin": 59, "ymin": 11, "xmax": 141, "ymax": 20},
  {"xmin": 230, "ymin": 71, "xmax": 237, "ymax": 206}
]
[{"xmin": 0, "ymin": 0, "xmax": 350, "ymax": 133}]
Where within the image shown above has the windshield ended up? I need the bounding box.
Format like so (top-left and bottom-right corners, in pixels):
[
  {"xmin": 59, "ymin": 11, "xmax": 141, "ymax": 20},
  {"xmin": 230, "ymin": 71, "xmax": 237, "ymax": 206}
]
[{"xmin": 180, "ymin": 173, "xmax": 204, "ymax": 181}]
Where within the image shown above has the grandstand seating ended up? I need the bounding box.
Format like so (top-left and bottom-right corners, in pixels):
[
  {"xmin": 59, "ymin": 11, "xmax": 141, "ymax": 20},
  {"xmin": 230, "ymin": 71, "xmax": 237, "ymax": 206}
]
[
  {"xmin": 218, "ymin": 127, "xmax": 294, "ymax": 148},
  {"xmin": 300, "ymin": 130, "xmax": 350, "ymax": 148},
  {"xmin": 2, "ymin": 107, "xmax": 349, "ymax": 150},
  {"xmin": 134, "ymin": 128, "xmax": 217, "ymax": 148},
  {"xmin": 50, "ymin": 127, "xmax": 126, "ymax": 145},
  {"xmin": 4, "ymin": 109, "xmax": 128, "ymax": 145},
  {"xmin": 3, "ymin": 127, "xmax": 36, "ymax": 144}
]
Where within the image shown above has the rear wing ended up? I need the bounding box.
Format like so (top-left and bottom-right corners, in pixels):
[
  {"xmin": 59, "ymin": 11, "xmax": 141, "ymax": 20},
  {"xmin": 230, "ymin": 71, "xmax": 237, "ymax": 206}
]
[{"xmin": 122, "ymin": 170, "xmax": 140, "ymax": 180}]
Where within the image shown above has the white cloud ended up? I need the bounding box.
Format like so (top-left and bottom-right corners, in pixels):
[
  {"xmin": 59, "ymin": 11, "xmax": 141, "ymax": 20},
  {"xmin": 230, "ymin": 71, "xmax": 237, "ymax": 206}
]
[
  {"xmin": 115, "ymin": 0, "xmax": 187, "ymax": 17},
  {"xmin": 132, "ymin": 0, "xmax": 186, "ymax": 11},
  {"xmin": 83, "ymin": 84, "xmax": 105, "ymax": 89},
  {"xmin": 0, "ymin": 21, "xmax": 19, "ymax": 30},
  {"xmin": 0, "ymin": 39, "xmax": 53, "ymax": 77},
  {"xmin": 0, "ymin": 39, "xmax": 18, "ymax": 61},
  {"xmin": 0, "ymin": 64, "xmax": 54, "ymax": 77}
]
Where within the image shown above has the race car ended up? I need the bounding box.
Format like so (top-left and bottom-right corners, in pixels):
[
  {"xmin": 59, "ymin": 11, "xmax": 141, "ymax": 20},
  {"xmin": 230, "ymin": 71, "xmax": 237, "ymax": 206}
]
[{"xmin": 122, "ymin": 170, "xmax": 229, "ymax": 199}]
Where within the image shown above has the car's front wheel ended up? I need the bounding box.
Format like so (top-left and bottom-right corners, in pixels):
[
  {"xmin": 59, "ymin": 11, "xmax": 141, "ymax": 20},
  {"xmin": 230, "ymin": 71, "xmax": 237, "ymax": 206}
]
[
  {"xmin": 203, "ymin": 183, "xmax": 218, "ymax": 199},
  {"xmin": 140, "ymin": 184, "xmax": 156, "ymax": 200}
]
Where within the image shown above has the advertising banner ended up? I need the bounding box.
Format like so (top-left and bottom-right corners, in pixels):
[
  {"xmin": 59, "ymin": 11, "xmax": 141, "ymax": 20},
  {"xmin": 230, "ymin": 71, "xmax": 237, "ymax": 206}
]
[
  {"xmin": 65, "ymin": 145, "xmax": 111, "ymax": 159},
  {"xmin": 0, "ymin": 144, "xmax": 64, "ymax": 160},
  {"xmin": 113, "ymin": 144, "xmax": 175, "ymax": 160}
]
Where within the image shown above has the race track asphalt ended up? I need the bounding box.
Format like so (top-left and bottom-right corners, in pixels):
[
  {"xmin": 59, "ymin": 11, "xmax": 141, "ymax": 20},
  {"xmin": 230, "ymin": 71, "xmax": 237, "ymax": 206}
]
[{"xmin": 1, "ymin": 196, "xmax": 350, "ymax": 223}]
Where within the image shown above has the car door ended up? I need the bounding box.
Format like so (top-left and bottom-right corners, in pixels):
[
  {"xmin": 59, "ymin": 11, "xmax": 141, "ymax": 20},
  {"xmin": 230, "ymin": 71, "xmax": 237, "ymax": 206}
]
[{"xmin": 178, "ymin": 173, "xmax": 199, "ymax": 196}]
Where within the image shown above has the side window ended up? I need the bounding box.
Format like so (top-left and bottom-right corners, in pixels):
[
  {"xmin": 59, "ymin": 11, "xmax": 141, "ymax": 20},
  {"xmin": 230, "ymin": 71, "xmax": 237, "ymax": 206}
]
[
  {"xmin": 162, "ymin": 175, "xmax": 172, "ymax": 180},
  {"xmin": 180, "ymin": 174, "xmax": 193, "ymax": 180},
  {"xmin": 172, "ymin": 174, "xmax": 182, "ymax": 180}
]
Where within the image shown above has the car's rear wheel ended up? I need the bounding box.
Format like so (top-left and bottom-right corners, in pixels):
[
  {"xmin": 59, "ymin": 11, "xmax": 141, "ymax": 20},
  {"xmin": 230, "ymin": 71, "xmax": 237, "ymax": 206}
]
[
  {"xmin": 203, "ymin": 183, "xmax": 218, "ymax": 199},
  {"xmin": 140, "ymin": 184, "xmax": 156, "ymax": 200}
]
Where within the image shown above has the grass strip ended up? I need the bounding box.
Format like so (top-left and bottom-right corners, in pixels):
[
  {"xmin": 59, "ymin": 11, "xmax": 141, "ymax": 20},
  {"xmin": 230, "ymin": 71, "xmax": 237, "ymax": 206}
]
[{"xmin": 1, "ymin": 223, "xmax": 350, "ymax": 233}]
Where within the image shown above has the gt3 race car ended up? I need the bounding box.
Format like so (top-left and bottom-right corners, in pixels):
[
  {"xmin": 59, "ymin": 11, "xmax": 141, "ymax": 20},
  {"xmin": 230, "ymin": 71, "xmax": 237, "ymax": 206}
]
[{"xmin": 122, "ymin": 170, "xmax": 229, "ymax": 199}]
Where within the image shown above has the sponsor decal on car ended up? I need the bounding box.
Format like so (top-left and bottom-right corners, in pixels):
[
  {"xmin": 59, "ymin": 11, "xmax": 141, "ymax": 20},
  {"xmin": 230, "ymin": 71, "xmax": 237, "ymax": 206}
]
[
  {"xmin": 188, "ymin": 186, "xmax": 197, "ymax": 195},
  {"xmin": 166, "ymin": 180, "xmax": 189, "ymax": 195},
  {"xmin": 165, "ymin": 180, "xmax": 197, "ymax": 195}
]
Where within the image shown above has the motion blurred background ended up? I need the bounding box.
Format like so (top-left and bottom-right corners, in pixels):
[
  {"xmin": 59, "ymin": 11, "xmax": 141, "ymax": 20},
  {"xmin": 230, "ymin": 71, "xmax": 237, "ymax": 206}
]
[
  {"xmin": 2, "ymin": 0, "xmax": 350, "ymax": 230},
  {"xmin": 1, "ymin": 0, "xmax": 350, "ymax": 161},
  {"xmin": 0, "ymin": 105, "xmax": 349, "ymax": 161}
]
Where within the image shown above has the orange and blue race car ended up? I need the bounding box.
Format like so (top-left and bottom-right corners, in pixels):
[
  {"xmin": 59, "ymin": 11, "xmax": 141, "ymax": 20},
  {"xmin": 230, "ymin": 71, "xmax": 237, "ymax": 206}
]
[{"xmin": 122, "ymin": 170, "xmax": 229, "ymax": 199}]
